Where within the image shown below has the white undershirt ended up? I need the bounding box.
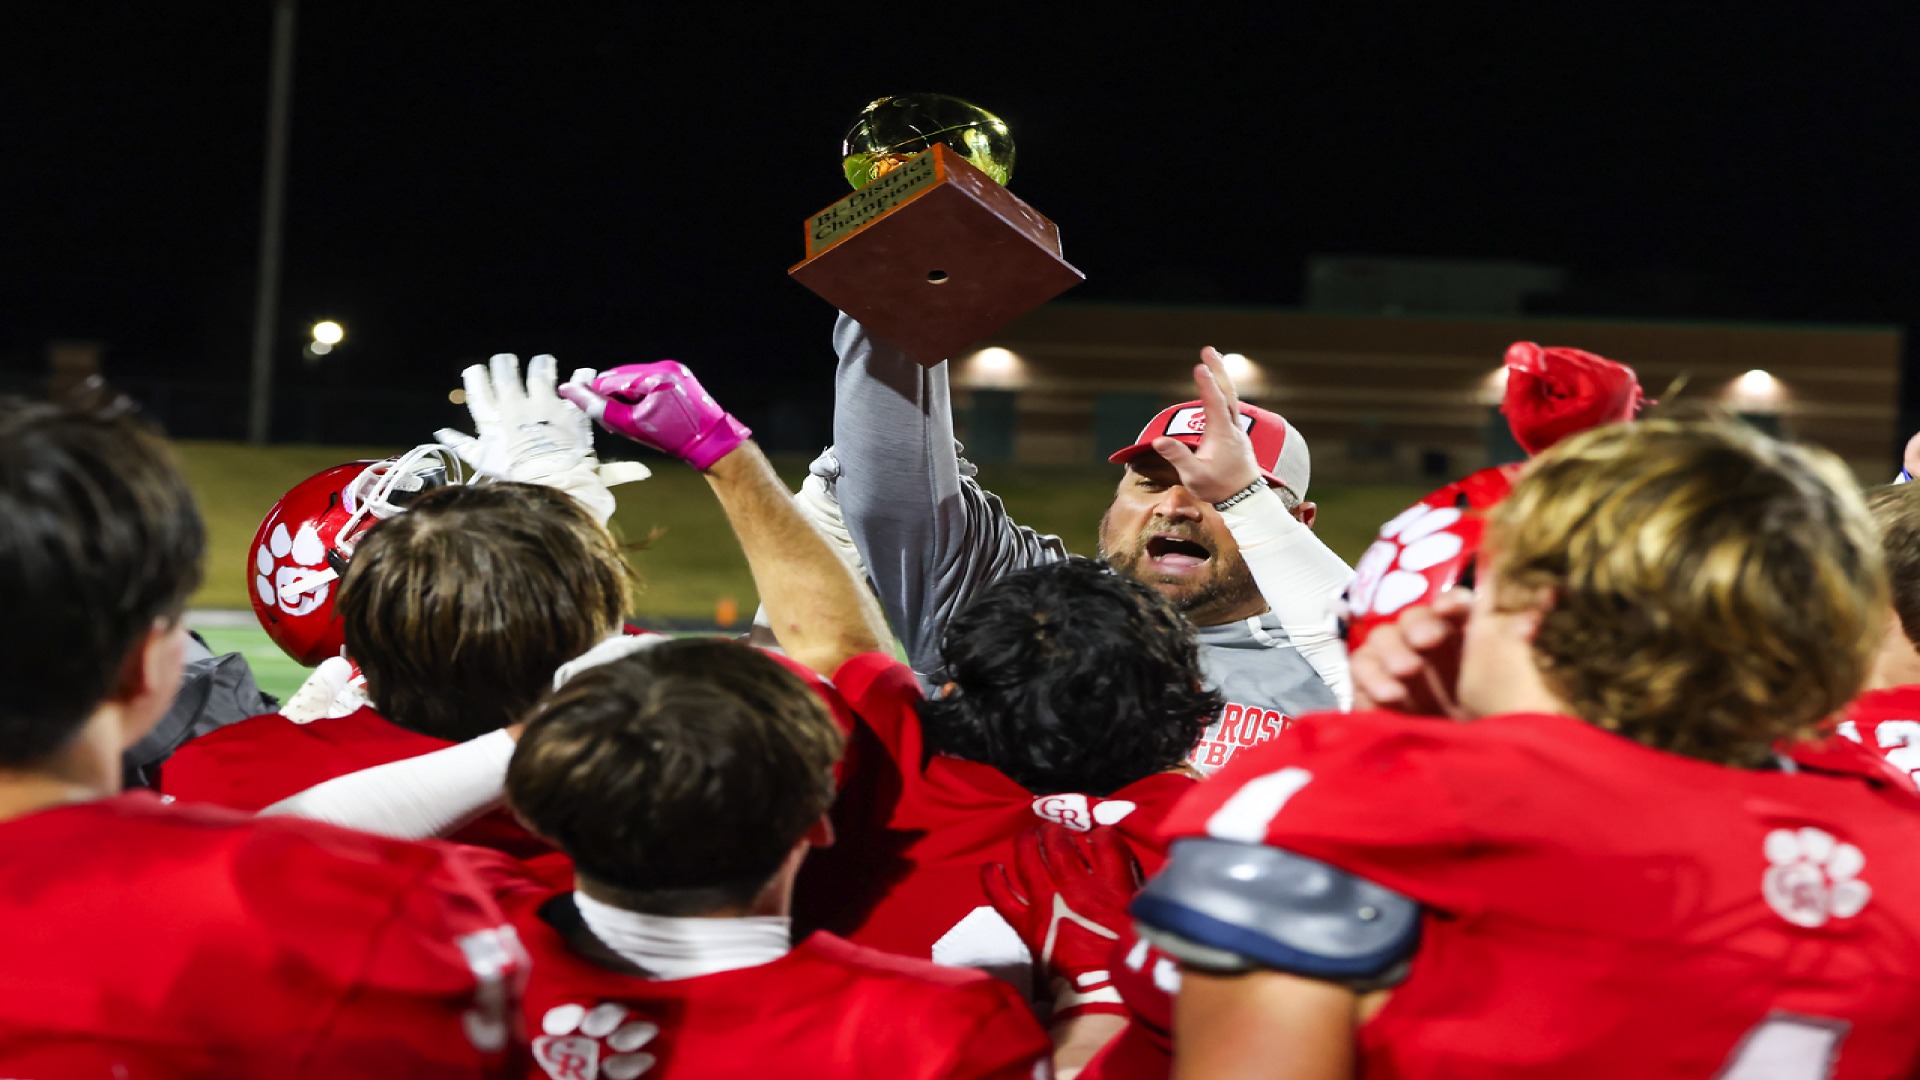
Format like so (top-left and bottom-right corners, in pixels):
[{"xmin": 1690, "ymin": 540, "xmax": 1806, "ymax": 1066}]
[
  {"xmin": 259, "ymin": 728, "xmax": 515, "ymax": 838},
  {"xmin": 1221, "ymin": 489, "xmax": 1356, "ymax": 709},
  {"xmin": 258, "ymin": 634, "xmax": 655, "ymax": 839},
  {"xmin": 573, "ymin": 892, "xmax": 792, "ymax": 979}
]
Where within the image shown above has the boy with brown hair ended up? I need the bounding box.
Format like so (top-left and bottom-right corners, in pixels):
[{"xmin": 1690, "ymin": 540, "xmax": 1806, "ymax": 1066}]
[
  {"xmin": 0, "ymin": 399, "xmax": 522, "ymax": 1075},
  {"xmin": 164, "ymin": 479, "xmax": 630, "ymax": 856},
  {"xmin": 1135, "ymin": 418, "xmax": 1920, "ymax": 1079},
  {"xmin": 484, "ymin": 638, "xmax": 1051, "ymax": 1079}
]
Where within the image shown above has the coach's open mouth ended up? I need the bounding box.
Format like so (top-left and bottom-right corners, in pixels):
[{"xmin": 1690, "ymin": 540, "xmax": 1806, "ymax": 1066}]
[{"xmin": 1145, "ymin": 533, "xmax": 1212, "ymax": 574}]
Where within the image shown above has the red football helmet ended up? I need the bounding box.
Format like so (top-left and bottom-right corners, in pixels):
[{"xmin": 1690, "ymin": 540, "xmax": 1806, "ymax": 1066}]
[
  {"xmin": 1340, "ymin": 464, "xmax": 1521, "ymax": 652},
  {"xmin": 249, "ymin": 446, "xmax": 464, "ymax": 666}
]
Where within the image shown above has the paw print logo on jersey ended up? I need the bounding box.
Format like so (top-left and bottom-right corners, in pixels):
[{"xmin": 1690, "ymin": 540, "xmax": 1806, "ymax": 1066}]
[
  {"xmin": 253, "ymin": 520, "xmax": 330, "ymax": 616},
  {"xmin": 1762, "ymin": 827, "xmax": 1871, "ymax": 928},
  {"xmin": 533, "ymin": 1003, "xmax": 659, "ymax": 1080},
  {"xmin": 1345, "ymin": 504, "xmax": 1468, "ymax": 622}
]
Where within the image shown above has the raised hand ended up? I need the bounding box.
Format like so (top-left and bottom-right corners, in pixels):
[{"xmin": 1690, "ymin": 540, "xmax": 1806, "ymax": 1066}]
[
  {"xmin": 982, "ymin": 823, "xmax": 1140, "ymax": 1021},
  {"xmin": 1146, "ymin": 346, "xmax": 1264, "ymax": 505},
  {"xmin": 434, "ymin": 354, "xmax": 650, "ymax": 524},
  {"xmin": 1349, "ymin": 588, "xmax": 1472, "ymax": 717},
  {"xmin": 558, "ymin": 360, "xmax": 751, "ymax": 471}
]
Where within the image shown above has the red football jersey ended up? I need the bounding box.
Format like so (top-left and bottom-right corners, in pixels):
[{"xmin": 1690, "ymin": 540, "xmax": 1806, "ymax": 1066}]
[
  {"xmin": 797, "ymin": 652, "xmax": 1194, "ymax": 991},
  {"xmin": 0, "ymin": 792, "xmax": 524, "ymax": 1077},
  {"xmin": 160, "ymin": 704, "xmax": 552, "ymax": 857},
  {"xmin": 1837, "ymin": 685, "xmax": 1920, "ymax": 787},
  {"xmin": 1160, "ymin": 710, "xmax": 1920, "ymax": 1079},
  {"xmin": 462, "ymin": 851, "xmax": 1049, "ymax": 1080}
]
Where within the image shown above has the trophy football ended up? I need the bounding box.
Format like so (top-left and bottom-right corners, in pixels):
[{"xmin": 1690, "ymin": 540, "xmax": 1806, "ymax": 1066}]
[{"xmin": 789, "ymin": 93, "xmax": 1085, "ymax": 366}]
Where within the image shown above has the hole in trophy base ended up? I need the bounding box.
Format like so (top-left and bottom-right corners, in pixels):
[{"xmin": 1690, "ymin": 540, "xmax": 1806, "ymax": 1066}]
[{"xmin": 926, "ymin": 270, "xmax": 950, "ymax": 284}]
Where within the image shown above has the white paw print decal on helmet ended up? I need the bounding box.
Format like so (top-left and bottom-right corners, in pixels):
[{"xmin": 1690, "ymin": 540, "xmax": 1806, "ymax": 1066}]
[
  {"xmin": 254, "ymin": 521, "xmax": 330, "ymax": 616},
  {"xmin": 533, "ymin": 1003, "xmax": 659, "ymax": 1080},
  {"xmin": 1762, "ymin": 826, "xmax": 1871, "ymax": 928},
  {"xmin": 1346, "ymin": 504, "xmax": 1466, "ymax": 620}
]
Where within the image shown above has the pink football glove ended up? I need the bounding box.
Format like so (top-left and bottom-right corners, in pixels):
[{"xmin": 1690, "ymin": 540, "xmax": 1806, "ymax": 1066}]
[
  {"xmin": 982, "ymin": 823, "xmax": 1141, "ymax": 1022},
  {"xmin": 557, "ymin": 360, "xmax": 751, "ymax": 471}
]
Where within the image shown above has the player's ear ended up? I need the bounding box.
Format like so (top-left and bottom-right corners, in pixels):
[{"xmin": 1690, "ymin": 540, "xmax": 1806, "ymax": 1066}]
[
  {"xmin": 1509, "ymin": 586, "xmax": 1556, "ymax": 644},
  {"xmin": 111, "ymin": 619, "xmax": 190, "ymax": 748},
  {"xmin": 1294, "ymin": 500, "xmax": 1318, "ymax": 529},
  {"xmin": 805, "ymin": 815, "xmax": 835, "ymax": 850}
]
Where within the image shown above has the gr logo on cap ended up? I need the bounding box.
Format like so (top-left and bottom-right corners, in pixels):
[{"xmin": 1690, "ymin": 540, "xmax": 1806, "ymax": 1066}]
[{"xmin": 1107, "ymin": 399, "xmax": 1311, "ymax": 502}]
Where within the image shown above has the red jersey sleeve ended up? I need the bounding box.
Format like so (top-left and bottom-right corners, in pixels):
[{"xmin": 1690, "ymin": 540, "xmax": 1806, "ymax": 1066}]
[
  {"xmin": 298, "ymin": 845, "xmax": 527, "ymax": 1077},
  {"xmin": 1160, "ymin": 710, "xmax": 1479, "ymax": 914},
  {"xmin": 831, "ymin": 652, "xmax": 929, "ymax": 769}
]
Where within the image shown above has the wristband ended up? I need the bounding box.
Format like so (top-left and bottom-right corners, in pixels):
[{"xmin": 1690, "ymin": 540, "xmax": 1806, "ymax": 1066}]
[{"xmin": 1212, "ymin": 479, "xmax": 1267, "ymax": 512}]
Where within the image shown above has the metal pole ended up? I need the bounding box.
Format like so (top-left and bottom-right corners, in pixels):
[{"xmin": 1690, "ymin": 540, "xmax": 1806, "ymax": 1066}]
[{"xmin": 246, "ymin": 0, "xmax": 297, "ymax": 445}]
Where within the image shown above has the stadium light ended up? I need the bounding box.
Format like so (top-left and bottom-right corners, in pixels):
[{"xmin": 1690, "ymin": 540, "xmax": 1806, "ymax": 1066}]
[
  {"xmin": 974, "ymin": 347, "xmax": 1018, "ymax": 374},
  {"xmin": 963, "ymin": 347, "xmax": 1026, "ymax": 388},
  {"xmin": 1477, "ymin": 366, "xmax": 1510, "ymax": 405},
  {"xmin": 1728, "ymin": 368, "xmax": 1786, "ymax": 410},
  {"xmin": 1217, "ymin": 350, "xmax": 1267, "ymax": 394},
  {"xmin": 312, "ymin": 320, "xmax": 345, "ymax": 346}
]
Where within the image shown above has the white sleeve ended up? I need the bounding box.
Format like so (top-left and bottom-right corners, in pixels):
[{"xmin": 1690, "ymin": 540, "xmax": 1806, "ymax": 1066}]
[
  {"xmin": 1222, "ymin": 491, "xmax": 1355, "ymax": 709},
  {"xmin": 257, "ymin": 729, "xmax": 517, "ymax": 840}
]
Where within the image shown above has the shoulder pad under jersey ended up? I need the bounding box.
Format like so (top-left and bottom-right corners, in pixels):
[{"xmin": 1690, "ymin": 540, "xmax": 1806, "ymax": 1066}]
[{"xmin": 1130, "ymin": 837, "xmax": 1419, "ymax": 991}]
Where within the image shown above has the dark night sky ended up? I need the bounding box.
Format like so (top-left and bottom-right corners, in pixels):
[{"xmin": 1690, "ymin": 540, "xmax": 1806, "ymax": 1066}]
[{"xmin": 7, "ymin": 3, "xmax": 1920, "ymax": 429}]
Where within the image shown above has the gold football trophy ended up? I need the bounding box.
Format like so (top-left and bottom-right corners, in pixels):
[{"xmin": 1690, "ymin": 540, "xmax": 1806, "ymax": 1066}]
[{"xmin": 789, "ymin": 94, "xmax": 1084, "ymax": 366}]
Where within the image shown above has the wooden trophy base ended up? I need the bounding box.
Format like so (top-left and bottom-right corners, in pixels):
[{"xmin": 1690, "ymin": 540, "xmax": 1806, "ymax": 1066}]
[{"xmin": 789, "ymin": 143, "xmax": 1085, "ymax": 367}]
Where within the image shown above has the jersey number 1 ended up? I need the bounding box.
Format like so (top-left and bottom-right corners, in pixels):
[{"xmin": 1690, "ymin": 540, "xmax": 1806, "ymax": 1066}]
[{"xmin": 1716, "ymin": 1015, "xmax": 1847, "ymax": 1080}]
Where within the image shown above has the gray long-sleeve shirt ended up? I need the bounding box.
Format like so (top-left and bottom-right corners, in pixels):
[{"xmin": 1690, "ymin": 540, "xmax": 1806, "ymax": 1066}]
[{"xmin": 825, "ymin": 314, "xmax": 1337, "ymax": 775}]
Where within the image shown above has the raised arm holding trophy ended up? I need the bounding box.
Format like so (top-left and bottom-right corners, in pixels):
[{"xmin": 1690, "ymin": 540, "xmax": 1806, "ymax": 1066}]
[{"xmin": 788, "ymin": 93, "xmax": 1084, "ymax": 365}]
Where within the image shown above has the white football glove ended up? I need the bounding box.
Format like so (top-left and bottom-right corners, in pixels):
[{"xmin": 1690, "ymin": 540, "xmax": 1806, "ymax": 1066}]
[
  {"xmin": 280, "ymin": 655, "xmax": 371, "ymax": 724},
  {"xmin": 794, "ymin": 449, "xmax": 868, "ymax": 576},
  {"xmin": 434, "ymin": 353, "xmax": 650, "ymax": 525}
]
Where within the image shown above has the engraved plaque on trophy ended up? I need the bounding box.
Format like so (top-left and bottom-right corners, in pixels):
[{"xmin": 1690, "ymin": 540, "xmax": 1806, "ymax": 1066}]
[{"xmin": 788, "ymin": 94, "xmax": 1085, "ymax": 367}]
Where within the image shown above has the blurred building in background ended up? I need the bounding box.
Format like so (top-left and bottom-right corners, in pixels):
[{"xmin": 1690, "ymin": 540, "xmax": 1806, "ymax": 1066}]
[
  {"xmin": 7, "ymin": 254, "xmax": 1901, "ymax": 477},
  {"xmin": 954, "ymin": 273, "xmax": 1902, "ymax": 484}
]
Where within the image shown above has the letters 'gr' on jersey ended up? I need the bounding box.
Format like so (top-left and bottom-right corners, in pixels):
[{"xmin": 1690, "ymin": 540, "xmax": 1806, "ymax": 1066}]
[
  {"xmin": 462, "ymin": 849, "xmax": 1050, "ymax": 1080},
  {"xmin": 0, "ymin": 793, "xmax": 524, "ymax": 1077},
  {"xmin": 1157, "ymin": 709, "xmax": 1920, "ymax": 1080},
  {"xmin": 791, "ymin": 652, "xmax": 1194, "ymax": 994}
]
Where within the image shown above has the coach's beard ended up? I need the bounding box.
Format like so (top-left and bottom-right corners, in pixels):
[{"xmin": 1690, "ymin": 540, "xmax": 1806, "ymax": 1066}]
[{"xmin": 1099, "ymin": 517, "xmax": 1261, "ymax": 626}]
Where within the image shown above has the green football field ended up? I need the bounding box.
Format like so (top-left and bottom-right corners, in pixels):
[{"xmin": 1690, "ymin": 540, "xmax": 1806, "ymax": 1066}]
[
  {"xmin": 176, "ymin": 439, "xmax": 1427, "ymax": 700},
  {"xmin": 192, "ymin": 624, "xmax": 315, "ymax": 702}
]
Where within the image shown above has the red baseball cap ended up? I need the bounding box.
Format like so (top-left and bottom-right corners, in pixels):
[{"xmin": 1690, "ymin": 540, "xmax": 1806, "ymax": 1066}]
[{"xmin": 1107, "ymin": 400, "xmax": 1311, "ymax": 499}]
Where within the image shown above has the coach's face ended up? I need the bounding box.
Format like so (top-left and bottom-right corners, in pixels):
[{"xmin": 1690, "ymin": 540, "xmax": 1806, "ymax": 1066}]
[{"xmin": 1098, "ymin": 454, "xmax": 1265, "ymax": 626}]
